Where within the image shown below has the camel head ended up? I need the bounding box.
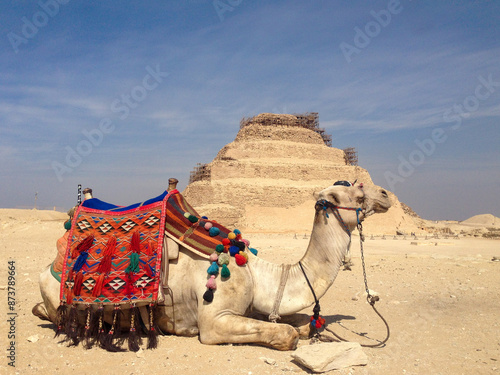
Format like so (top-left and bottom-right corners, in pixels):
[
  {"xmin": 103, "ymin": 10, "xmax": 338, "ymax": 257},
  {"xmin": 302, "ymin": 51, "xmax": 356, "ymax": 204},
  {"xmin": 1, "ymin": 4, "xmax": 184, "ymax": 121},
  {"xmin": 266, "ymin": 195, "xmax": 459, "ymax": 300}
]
[{"xmin": 314, "ymin": 182, "xmax": 391, "ymax": 231}]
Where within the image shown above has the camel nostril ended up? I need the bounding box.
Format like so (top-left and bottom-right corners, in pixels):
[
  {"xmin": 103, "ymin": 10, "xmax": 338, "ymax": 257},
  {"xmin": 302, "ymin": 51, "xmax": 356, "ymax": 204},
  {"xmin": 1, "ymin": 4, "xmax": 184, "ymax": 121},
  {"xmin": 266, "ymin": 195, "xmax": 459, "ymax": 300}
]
[{"xmin": 381, "ymin": 190, "xmax": 388, "ymax": 197}]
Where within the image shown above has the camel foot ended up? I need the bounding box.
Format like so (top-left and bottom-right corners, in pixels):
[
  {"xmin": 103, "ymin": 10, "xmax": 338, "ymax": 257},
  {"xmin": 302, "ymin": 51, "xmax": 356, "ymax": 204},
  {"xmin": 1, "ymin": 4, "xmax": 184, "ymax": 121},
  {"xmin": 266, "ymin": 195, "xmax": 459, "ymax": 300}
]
[{"xmin": 32, "ymin": 302, "xmax": 50, "ymax": 321}]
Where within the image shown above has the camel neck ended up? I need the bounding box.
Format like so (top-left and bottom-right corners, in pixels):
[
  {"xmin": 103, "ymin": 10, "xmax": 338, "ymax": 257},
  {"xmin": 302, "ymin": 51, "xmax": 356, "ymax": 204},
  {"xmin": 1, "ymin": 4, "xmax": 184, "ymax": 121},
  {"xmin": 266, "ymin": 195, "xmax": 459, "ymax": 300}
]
[{"xmin": 250, "ymin": 211, "xmax": 353, "ymax": 316}]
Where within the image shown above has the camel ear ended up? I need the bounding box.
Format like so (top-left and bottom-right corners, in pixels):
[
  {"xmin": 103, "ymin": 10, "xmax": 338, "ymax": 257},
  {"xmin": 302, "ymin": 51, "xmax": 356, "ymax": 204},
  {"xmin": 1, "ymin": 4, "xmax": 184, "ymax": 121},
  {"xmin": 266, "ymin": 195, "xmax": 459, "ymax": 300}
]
[{"xmin": 313, "ymin": 191, "xmax": 320, "ymax": 201}]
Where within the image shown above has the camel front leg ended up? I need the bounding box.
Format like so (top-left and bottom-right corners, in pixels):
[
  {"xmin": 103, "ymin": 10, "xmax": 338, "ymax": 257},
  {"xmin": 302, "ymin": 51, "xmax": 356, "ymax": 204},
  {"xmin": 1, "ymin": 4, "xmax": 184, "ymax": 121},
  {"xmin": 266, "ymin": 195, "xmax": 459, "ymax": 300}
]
[
  {"xmin": 198, "ymin": 313, "xmax": 299, "ymax": 351},
  {"xmin": 249, "ymin": 312, "xmax": 314, "ymax": 339}
]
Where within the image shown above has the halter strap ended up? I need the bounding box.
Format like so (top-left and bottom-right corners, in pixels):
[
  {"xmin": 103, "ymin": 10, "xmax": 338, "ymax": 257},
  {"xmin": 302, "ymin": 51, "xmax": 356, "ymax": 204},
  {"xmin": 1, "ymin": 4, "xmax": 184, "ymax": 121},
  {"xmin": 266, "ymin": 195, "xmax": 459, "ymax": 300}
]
[{"xmin": 315, "ymin": 199, "xmax": 363, "ymax": 236}]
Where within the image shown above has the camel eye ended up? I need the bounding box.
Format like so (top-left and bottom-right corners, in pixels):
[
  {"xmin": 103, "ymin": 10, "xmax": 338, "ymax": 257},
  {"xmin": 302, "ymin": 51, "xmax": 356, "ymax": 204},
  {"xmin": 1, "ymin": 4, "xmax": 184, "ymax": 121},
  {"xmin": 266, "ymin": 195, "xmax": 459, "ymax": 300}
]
[{"xmin": 329, "ymin": 194, "xmax": 340, "ymax": 205}]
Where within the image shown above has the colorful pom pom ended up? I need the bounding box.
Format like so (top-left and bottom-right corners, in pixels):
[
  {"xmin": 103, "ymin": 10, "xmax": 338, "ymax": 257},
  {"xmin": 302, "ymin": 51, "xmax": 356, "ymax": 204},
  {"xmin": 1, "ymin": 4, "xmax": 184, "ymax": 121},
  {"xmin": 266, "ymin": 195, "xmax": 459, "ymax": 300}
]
[
  {"xmin": 234, "ymin": 241, "xmax": 245, "ymax": 250},
  {"xmin": 235, "ymin": 253, "xmax": 247, "ymax": 266},
  {"xmin": 222, "ymin": 238, "xmax": 231, "ymax": 246},
  {"xmin": 64, "ymin": 220, "xmax": 71, "ymax": 230},
  {"xmin": 249, "ymin": 248, "xmax": 258, "ymax": 256},
  {"xmin": 188, "ymin": 215, "xmax": 198, "ymax": 223},
  {"xmin": 183, "ymin": 212, "xmax": 190, "ymax": 219},
  {"xmin": 207, "ymin": 261, "xmax": 219, "ymax": 275},
  {"xmin": 229, "ymin": 246, "xmax": 240, "ymax": 256},
  {"xmin": 221, "ymin": 264, "xmax": 230, "ymax": 278},
  {"xmin": 239, "ymin": 251, "xmax": 248, "ymax": 261},
  {"xmin": 215, "ymin": 244, "xmax": 225, "ymax": 253},
  {"xmin": 233, "ymin": 229, "xmax": 241, "ymax": 235},
  {"xmin": 206, "ymin": 275, "xmax": 217, "ymax": 290},
  {"xmin": 228, "ymin": 232, "xmax": 236, "ymax": 240},
  {"xmin": 210, "ymin": 253, "xmax": 219, "ymax": 262},
  {"xmin": 204, "ymin": 222, "xmax": 213, "ymax": 230},
  {"xmin": 209, "ymin": 227, "xmax": 220, "ymax": 237},
  {"xmin": 203, "ymin": 289, "xmax": 214, "ymax": 302},
  {"xmin": 202, "ymin": 216, "xmax": 208, "ymax": 220},
  {"xmin": 241, "ymin": 239, "xmax": 250, "ymax": 247},
  {"xmin": 218, "ymin": 253, "xmax": 230, "ymax": 266}
]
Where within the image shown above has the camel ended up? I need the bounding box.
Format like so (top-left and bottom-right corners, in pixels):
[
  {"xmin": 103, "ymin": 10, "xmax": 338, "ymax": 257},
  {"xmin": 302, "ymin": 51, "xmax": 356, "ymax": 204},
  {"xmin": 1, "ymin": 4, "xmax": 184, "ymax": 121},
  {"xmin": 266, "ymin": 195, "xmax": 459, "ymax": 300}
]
[{"xmin": 33, "ymin": 183, "xmax": 391, "ymax": 351}]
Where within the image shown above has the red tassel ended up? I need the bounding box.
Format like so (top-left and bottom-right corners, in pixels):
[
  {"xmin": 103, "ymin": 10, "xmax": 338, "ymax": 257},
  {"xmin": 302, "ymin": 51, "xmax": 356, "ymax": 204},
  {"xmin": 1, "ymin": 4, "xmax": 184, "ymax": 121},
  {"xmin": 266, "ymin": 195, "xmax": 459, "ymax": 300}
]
[
  {"xmin": 72, "ymin": 234, "xmax": 94, "ymax": 258},
  {"xmin": 73, "ymin": 271, "xmax": 84, "ymax": 296},
  {"xmin": 131, "ymin": 231, "xmax": 141, "ymax": 253},
  {"xmin": 144, "ymin": 240, "xmax": 154, "ymax": 257},
  {"xmin": 143, "ymin": 263, "xmax": 153, "ymax": 278},
  {"xmin": 97, "ymin": 236, "xmax": 116, "ymax": 274},
  {"xmin": 124, "ymin": 273, "xmax": 138, "ymax": 297},
  {"xmin": 92, "ymin": 273, "xmax": 105, "ymax": 297}
]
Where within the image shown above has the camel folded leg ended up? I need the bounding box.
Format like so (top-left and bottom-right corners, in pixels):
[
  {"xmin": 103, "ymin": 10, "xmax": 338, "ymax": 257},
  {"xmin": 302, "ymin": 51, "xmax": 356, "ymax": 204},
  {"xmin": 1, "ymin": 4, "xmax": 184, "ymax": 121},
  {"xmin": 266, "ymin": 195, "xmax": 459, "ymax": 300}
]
[
  {"xmin": 198, "ymin": 314, "xmax": 299, "ymax": 351},
  {"xmin": 249, "ymin": 312, "xmax": 313, "ymax": 339}
]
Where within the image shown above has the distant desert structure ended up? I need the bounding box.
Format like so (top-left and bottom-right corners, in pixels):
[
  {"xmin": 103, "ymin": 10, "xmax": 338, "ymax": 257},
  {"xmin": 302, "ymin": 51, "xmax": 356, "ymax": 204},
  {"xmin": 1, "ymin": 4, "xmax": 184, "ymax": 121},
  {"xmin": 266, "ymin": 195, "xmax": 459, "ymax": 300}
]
[{"xmin": 183, "ymin": 113, "xmax": 423, "ymax": 235}]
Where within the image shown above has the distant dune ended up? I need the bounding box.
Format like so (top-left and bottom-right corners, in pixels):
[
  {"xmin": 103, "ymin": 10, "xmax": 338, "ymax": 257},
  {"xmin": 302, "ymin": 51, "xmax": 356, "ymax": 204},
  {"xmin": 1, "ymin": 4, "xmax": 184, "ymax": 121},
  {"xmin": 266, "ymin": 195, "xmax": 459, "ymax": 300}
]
[{"xmin": 461, "ymin": 214, "xmax": 500, "ymax": 226}]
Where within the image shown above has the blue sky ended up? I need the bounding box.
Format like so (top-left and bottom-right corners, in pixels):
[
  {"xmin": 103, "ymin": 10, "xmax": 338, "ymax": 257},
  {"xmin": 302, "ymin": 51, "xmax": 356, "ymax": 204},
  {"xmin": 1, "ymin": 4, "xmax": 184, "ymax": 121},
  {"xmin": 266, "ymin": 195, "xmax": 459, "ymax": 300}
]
[{"xmin": 1, "ymin": 0, "xmax": 499, "ymax": 220}]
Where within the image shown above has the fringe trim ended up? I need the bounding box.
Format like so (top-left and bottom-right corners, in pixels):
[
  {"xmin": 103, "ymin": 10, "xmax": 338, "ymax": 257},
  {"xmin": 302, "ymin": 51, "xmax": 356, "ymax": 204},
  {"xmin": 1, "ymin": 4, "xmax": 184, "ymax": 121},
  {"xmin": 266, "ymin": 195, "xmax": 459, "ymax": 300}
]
[
  {"xmin": 82, "ymin": 305, "xmax": 94, "ymax": 349},
  {"xmin": 54, "ymin": 302, "xmax": 161, "ymax": 352},
  {"xmin": 54, "ymin": 302, "xmax": 68, "ymax": 337},
  {"xmin": 128, "ymin": 304, "xmax": 142, "ymax": 352},
  {"xmin": 102, "ymin": 304, "xmax": 125, "ymax": 352},
  {"xmin": 146, "ymin": 303, "xmax": 159, "ymax": 349},
  {"xmin": 65, "ymin": 304, "xmax": 80, "ymax": 346}
]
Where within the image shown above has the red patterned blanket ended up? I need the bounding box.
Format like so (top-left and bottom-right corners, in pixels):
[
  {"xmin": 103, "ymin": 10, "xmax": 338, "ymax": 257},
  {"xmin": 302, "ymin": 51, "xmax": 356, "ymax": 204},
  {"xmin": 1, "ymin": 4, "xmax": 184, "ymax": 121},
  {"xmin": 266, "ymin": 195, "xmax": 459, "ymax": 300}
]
[{"xmin": 56, "ymin": 189, "xmax": 253, "ymax": 352}]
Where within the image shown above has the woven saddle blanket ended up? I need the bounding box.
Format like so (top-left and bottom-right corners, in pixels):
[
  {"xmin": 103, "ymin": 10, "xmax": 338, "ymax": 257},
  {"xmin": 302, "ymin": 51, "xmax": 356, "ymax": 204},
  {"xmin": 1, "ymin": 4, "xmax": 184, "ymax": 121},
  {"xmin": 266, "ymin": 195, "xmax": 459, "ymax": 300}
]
[{"xmin": 60, "ymin": 189, "xmax": 233, "ymax": 306}]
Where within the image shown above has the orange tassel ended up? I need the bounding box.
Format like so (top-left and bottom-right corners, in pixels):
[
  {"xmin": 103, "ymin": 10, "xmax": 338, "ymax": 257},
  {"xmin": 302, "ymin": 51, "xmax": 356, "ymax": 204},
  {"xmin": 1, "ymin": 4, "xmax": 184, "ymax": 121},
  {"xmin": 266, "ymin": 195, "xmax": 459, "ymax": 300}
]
[
  {"xmin": 92, "ymin": 273, "xmax": 105, "ymax": 297},
  {"xmin": 65, "ymin": 284, "xmax": 74, "ymax": 304}
]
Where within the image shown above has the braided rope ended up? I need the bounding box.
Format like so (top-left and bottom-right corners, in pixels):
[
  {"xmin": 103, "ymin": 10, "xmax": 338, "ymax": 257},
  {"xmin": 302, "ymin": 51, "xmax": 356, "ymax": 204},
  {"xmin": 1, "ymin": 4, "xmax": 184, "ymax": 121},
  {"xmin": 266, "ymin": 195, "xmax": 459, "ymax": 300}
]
[{"xmin": 269, "ymin": 264, "xmax": 292, "ymax": 323}]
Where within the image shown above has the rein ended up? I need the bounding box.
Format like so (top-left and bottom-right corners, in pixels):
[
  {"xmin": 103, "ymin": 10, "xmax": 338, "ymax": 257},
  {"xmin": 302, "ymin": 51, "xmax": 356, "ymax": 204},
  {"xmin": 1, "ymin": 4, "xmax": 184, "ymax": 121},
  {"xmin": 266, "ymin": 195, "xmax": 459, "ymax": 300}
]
[{"xmin": 300, "ymin": 199, "xmax": 390, "ymax": 348}]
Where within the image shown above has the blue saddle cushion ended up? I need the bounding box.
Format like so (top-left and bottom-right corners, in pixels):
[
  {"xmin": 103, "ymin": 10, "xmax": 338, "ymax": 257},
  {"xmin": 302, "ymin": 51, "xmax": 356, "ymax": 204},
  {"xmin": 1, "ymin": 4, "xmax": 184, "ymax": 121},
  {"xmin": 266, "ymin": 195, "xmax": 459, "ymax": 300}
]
[{"xmin": 81, "ymin": 191, "xmax": 168, "ymax": 212}]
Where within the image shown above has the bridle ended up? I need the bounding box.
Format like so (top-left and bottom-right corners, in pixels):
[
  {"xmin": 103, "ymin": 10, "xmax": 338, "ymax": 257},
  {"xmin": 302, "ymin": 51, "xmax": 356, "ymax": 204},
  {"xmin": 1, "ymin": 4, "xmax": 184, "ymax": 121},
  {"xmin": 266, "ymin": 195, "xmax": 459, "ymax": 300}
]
[
  {"xmin": 297, "ymin": 195, "xmax": 391, "ymax": 347},
  {"xmin": 314, "ymin": 199, "xmax": 364, "ymax": 235}
]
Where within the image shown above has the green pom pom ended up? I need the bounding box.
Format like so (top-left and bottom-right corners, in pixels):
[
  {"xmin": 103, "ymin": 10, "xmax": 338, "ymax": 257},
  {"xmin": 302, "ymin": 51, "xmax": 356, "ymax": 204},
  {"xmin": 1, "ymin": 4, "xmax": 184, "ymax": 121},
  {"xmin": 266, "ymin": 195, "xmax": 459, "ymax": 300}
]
[
  {"xmin": 215, "ymin": 244, "xmax": 224, "ymax": 253},
  {"xmin": 64, "ymin": 220, "xmax": 71, "ymax": 230},
  {"xmin": 221, "ymin": 264, "xmax": 230, "ymax": 278},
  {"xmin": 188, "ymin": 215, "xmax": 198, "ymax": 223}
]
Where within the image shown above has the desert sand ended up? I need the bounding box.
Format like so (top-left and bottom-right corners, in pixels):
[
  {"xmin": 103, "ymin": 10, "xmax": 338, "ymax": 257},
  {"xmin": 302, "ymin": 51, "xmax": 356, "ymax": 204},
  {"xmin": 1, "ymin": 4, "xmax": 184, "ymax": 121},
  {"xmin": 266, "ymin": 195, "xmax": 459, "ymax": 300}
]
[{"xmin": 1, "ymin": 208, "xmax": 499, "ymax": 374}]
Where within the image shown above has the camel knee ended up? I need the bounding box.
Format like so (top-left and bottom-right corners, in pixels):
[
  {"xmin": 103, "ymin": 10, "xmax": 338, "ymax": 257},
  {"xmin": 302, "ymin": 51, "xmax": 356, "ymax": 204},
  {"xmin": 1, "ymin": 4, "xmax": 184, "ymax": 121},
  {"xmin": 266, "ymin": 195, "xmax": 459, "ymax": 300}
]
[
  {"xmin": 271, "ymin": 324, "xmax": 300, "ymax": 351},
  {"xmin": 32, "ymin": 302, "xmax": 50, "ymax": 322}
]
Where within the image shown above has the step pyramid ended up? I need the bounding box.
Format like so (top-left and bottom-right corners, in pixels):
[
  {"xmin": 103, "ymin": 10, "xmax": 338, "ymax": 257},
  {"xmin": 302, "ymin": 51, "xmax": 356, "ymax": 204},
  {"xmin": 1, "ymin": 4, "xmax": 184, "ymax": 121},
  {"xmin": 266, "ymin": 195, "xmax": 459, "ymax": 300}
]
[{"xmin": 183, "ymin": 113, "xmax": 421, "ymax": 235}]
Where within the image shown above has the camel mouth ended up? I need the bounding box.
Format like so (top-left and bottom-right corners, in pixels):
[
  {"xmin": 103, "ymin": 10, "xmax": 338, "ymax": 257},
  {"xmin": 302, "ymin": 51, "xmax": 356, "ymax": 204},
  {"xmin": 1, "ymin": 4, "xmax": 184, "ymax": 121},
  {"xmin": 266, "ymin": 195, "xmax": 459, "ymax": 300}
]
[{"xmin": 362, "ymin": 187, "xmax": 391, "ymax": 216}]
